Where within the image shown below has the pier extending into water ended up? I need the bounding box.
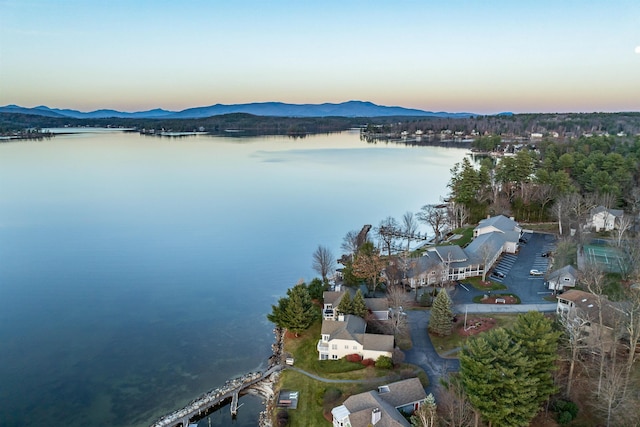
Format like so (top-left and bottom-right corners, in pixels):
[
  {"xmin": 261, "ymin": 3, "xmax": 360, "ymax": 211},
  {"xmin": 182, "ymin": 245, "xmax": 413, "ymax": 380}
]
[
  {"xmin": 149, "ymin": 365, "xmax": 282, "ymax": 427},
  {"xmin": 150, "ymin": 327, "xmax": 286, "ymax": 427}
]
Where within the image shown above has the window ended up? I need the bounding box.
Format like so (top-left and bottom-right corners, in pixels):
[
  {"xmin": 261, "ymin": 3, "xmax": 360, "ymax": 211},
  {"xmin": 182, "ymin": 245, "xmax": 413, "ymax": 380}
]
[
  {"xmin": 345, "ymin": 345, "xmax": 349, "ymax": 349},
  {"xmin": 332, "ymin": 355, "xmax": 338, "ymax": 360},
  {"xmin": 563, "ymin": 277, "xmax": 571, "ymax": 282},
  {"xmin": 332, "ymin": 344, "xmax": 337, "ymax": 350},
  {"xmin": 353, "ymin": 346, "xmax": 357, "ymax": 350}
]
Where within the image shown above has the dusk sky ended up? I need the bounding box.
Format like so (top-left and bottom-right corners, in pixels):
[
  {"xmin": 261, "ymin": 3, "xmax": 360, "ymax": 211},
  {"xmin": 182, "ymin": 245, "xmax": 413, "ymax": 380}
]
[{"xmin": 1, "ymin": 0, "xmax": 639, "ymax": 114}]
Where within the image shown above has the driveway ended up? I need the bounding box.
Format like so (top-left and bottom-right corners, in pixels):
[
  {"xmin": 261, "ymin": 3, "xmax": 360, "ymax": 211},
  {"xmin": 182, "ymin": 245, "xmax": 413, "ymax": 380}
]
[{"xmin": 404, "ymin": 310, "xmax": 459, "ymax": 396}]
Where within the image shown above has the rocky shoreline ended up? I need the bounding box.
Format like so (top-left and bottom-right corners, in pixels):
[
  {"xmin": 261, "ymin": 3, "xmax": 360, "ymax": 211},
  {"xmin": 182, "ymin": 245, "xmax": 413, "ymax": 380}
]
[{"xmin": 256, "ymin": 327, "xmax": 286, "ymax": 427}]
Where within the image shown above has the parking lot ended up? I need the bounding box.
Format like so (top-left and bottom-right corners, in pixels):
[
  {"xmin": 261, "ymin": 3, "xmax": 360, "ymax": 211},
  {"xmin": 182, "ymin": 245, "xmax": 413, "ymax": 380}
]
[{"xmin": 487, "ymin": 231, "xmax": 557, "ymax": 303}]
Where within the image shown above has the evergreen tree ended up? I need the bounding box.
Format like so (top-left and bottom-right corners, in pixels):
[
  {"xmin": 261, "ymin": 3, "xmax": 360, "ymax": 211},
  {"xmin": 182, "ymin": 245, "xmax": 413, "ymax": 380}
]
[
  {"xmin": 460, "ymin": 328, "xmax": 540, "ymax": 427},
  {"xmin": 267, "ymin": 283, "xmax": 318, "ymax": 336},
  {"xmin": 307, "ymin": 277, "xmax": 327, "ymax": 300},
  {"xmin": 351, "ymin": 289, "xmax": 368, "ymax": 318},
  {"xmin": 509, "ymin": 311, "xmax": 560, "ymax": 406},
  {"xmin": 429, "ymin": 288, "xmax": 453, "ymax": 336},
  {"xmin": 336, "ymin": 291, "xmax": 353, "ymax": 315}
]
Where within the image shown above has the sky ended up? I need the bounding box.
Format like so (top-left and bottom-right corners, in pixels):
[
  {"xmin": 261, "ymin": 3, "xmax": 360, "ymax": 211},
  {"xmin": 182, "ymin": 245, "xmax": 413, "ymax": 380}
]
[{"xmin": 1, "ymin": 0, "xmax": 639, "ymax": 114}]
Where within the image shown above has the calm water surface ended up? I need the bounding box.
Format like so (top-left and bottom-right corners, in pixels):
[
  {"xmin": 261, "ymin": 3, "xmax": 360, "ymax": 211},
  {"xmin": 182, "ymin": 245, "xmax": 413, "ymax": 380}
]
[{"xmin": 0, "ymin": 130, "xmax": 468, "ymax": 426}]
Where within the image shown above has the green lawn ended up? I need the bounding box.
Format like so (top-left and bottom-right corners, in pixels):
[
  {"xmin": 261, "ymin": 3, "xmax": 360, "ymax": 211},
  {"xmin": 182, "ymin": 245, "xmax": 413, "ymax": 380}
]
[
  {"xmin": 463, "ymin": 276, "xmax": 508, "ymax": 291},
  {"xmin": 275, "ymin": 316, "xmax": 429, "ymax": 425}
]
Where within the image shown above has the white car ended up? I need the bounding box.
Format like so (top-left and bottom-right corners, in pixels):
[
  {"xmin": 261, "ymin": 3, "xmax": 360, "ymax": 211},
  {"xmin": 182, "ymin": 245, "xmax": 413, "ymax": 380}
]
[{"xmin": 530, "ymin": 269, "xmax": 543, "ymax": 276}]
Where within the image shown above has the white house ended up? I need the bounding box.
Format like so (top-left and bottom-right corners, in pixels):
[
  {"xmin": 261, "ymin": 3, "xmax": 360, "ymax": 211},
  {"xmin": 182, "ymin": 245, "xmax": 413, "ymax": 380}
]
[
  {"xmin": 588, "ymin": 206, "xmax": 624, "ymax": 232},
  {"xmin": 318, "ymin": 314, "xmax": 394, "ymax": 361},
  {"xmin": 546, "ymin": 265, "xmax": 578, "ymax": 292},
  {"xmin": 331, "ymin": 378, "xmax": 427, "ymax": 427},
  {"xmin": 473, "ymin": 215, "xmax": 522, "ymax": 239}
]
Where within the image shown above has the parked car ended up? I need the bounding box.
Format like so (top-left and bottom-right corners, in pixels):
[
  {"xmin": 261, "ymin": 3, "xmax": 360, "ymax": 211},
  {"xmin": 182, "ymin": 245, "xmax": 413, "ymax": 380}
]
[
  {"xmin": 492, "ymin": 271, "xmax": 505, "ymax": 278},
  {"xmin": 530, "ymin": 269, "xmax": 543, "ymax": 276}
]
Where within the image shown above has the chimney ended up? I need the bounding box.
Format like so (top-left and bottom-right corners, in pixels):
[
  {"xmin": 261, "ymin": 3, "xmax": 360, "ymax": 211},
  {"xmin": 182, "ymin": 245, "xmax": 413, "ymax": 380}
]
[
  {"xmin": 338, "ymin": 314, "xmax": 345, "ymax": 322},
  {"xmin": 371, "ymin": 408, "xmax": 381, "ymax": 425}
]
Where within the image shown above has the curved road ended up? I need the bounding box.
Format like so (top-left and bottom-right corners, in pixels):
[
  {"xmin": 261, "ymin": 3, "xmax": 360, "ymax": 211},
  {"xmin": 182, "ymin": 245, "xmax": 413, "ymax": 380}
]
[{"xmin": 404, "ymin": 310, "xmax": 460, "ymax": 396}]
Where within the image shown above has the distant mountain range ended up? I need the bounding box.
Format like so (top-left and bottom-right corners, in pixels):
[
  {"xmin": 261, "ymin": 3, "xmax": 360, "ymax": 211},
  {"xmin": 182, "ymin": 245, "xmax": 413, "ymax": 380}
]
[{"xmin": 0, "ymin": 101, "xmax": 479, "ymax": 119}]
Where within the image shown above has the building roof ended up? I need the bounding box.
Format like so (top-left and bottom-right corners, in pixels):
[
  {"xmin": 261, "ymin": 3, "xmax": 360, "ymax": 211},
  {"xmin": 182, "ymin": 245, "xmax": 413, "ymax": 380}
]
[
  {"xmin": 365, "ymin": 297, "xmax": 389, "ymax": 312},
  {"xmin": 591, "ymin": 205, "xmax": 624, "ymax": 218},
  {"xmin": 323, "ymin": 291, "xmax": 346, "ymax": 307},
  {"xmin": 321, "ymin": 315, "xmax": 394, "ymax": 352},
  {"xmin": 406, "ymin": 252, "xmax": 443, "ymax": 277},
  {"xmin": 337, "ymin": 378, "xmax": 427, "ymax": 427},
  {"xmin": 464, "ymin": 232, "xmax": 505, "ymax": 264},
  {"xmin": 342, "ymin": 392, "xmax": 408, "ymax": 427},
  {"xmin": 377, "ymin": 378, "xmax": 427, "ymax": 408},
  {"xmin": 548, "ymin": 265, "xmax": 578, "ymax": 281},
  {"xmin": 322, "ymin": 315, "xmax": 366, "ymax": 340},
  {"xmin": 475, "ymin": 215, "xmax": 518, "ymax": 233},
  {"xmin": 360, "ymin": 333, "xmax": 394, "ymax": 352},
  {"xmin": 557, "ymin": 290, "xmax": 622, "ymax": 329},
  {"xmin": 432, "ymin": 245, "xmax": 467, "ymax": 263}
]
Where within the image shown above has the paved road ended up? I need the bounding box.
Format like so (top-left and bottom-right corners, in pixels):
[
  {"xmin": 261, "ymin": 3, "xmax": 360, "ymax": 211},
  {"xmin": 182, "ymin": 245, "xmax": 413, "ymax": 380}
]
[{"xmin": 404, "ymin": 310, "xmax": 459, "ymax": 396}]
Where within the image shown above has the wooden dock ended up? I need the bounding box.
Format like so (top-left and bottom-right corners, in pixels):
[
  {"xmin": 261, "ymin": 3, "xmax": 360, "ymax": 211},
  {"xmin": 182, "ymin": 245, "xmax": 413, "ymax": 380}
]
[{"xmin": 149, "ymin": 365, "xmax": 282, "ymax": 427}]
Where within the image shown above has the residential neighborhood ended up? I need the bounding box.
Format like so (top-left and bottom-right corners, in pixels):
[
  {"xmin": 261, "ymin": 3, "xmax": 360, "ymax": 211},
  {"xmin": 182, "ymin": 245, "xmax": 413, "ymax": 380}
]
[{"xmin": 281, "ymin": 208, "xmax": 640, "ymax": 427}]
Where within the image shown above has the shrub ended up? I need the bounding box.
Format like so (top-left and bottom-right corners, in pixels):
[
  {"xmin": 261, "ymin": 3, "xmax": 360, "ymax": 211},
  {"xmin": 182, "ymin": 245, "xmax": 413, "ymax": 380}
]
[
  {"xmin": 322, "ymin": 387, "xmax": 342, "ymax": 406},
  {"xmin": 375, "ymin": 355, "xmax": 393, "ymax": 369},
  {"xmin": 553, "ymin": 399, "xmax": 578, "ymax": 424},
  {"xmin": 277, "ymin": 409, "xmax": 289, "ymax": 427},
  {"xmin": 557, "ymin": 411, "xmax": 573, "ymax": 425},
  {"xmin": 419, "ymin": 292, "xmax": 432, "ymax": 307},
  {"xmin": 345, "ymin": 353, "xmax": 362, "ymax": 363},
  {"xmin": 361, "ymin": 358, "xmax": 375, "ymax": 367},
  {"xmin": 392, "ymin": 347, "xmax": 405, "ymax": 365}
]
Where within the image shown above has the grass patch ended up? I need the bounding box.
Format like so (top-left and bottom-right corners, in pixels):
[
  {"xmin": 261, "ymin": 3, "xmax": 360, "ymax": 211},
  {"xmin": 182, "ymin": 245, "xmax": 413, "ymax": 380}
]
[
  {"xmin": 522, "ymin": 222, "xmax": 559, "ymax": 233},
  {"xmin": 450, "ymin": 227, "xmax": 474, "ymax": 247},
  {"xmin": 463, "ymin": 276, "xmax": 508, "ymax": 291}
]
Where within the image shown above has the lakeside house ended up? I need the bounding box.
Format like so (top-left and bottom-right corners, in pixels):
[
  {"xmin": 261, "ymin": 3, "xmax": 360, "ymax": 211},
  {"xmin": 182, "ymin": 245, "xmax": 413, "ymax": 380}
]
[
  {"xmin": 331, "ymin": 378, "xmax": 427, "ymax": 427},
  {"xmin": 319, "ymin": 287, "xmax": 394, "ymax": 361},
  {"xmin": 406, "ymin": 214, "xmax": 521, "ymax": 286},
  {"xmin": 317, "ymin": 314, "xmax": 394, "ymax": 361}
]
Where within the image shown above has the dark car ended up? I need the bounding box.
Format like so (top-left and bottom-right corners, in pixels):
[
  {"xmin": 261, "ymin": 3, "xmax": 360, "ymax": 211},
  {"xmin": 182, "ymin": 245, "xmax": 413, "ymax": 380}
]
[{"xmin": 491, "ymin": 271, "xmax": 505, "ymax": 278}]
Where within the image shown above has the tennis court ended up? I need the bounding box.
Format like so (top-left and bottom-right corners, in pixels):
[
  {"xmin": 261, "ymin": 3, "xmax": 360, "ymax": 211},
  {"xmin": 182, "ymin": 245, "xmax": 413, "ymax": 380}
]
[{"xmin": 583, "ymin": 244, "xmax": 627, "ymax": 273}]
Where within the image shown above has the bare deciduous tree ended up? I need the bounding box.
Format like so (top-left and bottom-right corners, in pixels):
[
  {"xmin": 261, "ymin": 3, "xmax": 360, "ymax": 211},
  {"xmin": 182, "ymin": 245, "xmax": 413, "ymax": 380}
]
[
  {"xmin": 386, "ymin": 283, "xmax": 410, "ymax": 335},
  {"xmin": 376, "ymin": 216, "xmax": 400, "ymax": 257},
  {"xmin": 312, "ymin": 245, "xmax": 335, "ymax": 283},
  {"xmin": 418, "ymin": 204, "xmax": 448, "ymax": 244},
  {"xmin": 401, "ymin": 211, "xmax": 418, "ymax": 252},
  {"xmin": 614, "ymin": 214, "xmax": 633, "ymax": 247},
  {"xmin": 558, "ymin": 307, "xmax": 590, "ymax": 397},
  {"xmin": 341, "ymin": 230, "xmax": 359, "ymax": 256},
  {"xmin": 439, "ymin": 373, "xmax": 474, "ymax": 427}
]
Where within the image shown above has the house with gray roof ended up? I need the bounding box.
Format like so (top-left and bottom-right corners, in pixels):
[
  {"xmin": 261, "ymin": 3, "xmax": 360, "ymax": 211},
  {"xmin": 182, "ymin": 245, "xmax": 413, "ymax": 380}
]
[
  {"xmin": 546, "ymin": 265, "xmax": 578, "ymax": 292},
  {"xmin": 474, "ymin": 214, "xmax": 521, "ymax": 238},
  {"xmin": 331, "ymin": 378, "xmax": 427, "ymax": 427},
  {"xmin": 318, "ymin": 314, "xmax": 394, "ymax": 361},
  {"xmin": 587, "ymin": 206, "xmax": 625, "ymax": 232}
]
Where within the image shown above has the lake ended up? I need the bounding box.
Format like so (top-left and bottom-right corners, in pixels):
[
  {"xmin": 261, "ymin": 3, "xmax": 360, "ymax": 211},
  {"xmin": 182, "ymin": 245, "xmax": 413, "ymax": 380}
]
[{"xmin": 0, "ymin": 130, "xmax": 468, "ymax": 426}]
